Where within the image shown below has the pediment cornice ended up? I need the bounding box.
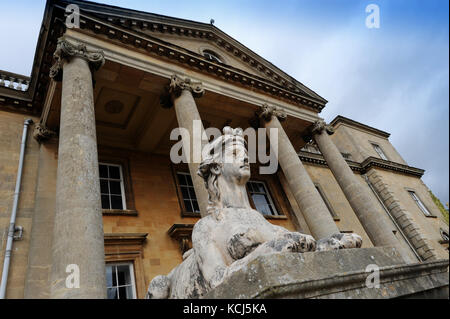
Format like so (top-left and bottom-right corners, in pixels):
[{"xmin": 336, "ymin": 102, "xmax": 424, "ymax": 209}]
[
  {"xmin": 57, "ymin": 0, "xmax": 327, "ymax": 111},
  {"xmin": 0, "ymin": 0, "xmax": 327, "ymax": 115}
]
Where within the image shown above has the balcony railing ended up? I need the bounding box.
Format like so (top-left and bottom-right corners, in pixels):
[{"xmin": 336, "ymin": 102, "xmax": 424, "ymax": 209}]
[{"xmin": 0, "ymin": 70, "xmax": 30, "ymax": 92}]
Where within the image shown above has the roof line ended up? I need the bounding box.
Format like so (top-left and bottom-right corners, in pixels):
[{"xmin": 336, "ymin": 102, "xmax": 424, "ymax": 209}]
[{"xmin": 330, "ymin": 115, "xmax": 390, "ymax": 138}]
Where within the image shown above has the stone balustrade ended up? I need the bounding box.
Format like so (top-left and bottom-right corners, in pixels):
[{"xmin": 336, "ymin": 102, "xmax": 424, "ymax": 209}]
[{"xmin": 0, "ymin": 70, "xmax": 30, "ymax": 92}]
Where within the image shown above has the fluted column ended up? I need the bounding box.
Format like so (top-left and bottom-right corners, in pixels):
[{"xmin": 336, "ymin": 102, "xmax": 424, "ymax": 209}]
[
  {"xmin": 49, "ymin": 38, "xmax": 106, "ymax": 298},
  {"xmin": 311, "ymin": 120, "xmax": 405, "ymax": 251},
  {"xmin": 258, "ymin": 104, "xmax": 340, "ymax": 239},
  {"xmin": 167, "ymin": 75, "xmax": 209, "ymax": 217}
]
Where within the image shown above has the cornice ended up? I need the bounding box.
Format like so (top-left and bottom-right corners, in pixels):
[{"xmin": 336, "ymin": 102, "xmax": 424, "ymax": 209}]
[
  {"xmin": 1, "ymin": 0, "xmax": 327, "ymax": 115},
  {"xmin": 298, "ymin": 151, "xmax": 424, "ymax": 177},
  {"xmin": 56, "ymin": 0, "xmax": 327, "ymax": 105},
  {"xmin": 330, "ymin": 115, "xmax": 390, "ymax": 138},
  {"xmin": 104, "ymin": 232, "xmax": 148, "ymax": 245},
  {"xmin": 298, "ymin": 151, "xmax": 362, "ymax": 172},
  {"xmin": 360, "ymin": 156, "xmax": 425, "ymax": 177}
]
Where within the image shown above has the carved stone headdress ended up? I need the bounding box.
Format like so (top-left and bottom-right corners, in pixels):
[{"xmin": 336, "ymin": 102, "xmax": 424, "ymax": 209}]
[
  {"xmin": 197, "ymin": 126, "xmax": 247, "ymax": 216},
  {"xmin": 197, "ymin": 126, "xmax": 246, "ymax": 182}
]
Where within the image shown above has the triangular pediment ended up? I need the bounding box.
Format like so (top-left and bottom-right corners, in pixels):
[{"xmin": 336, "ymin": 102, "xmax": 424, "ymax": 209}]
[{"xmin": 41, "ymin": 0, "xmax": 328, "ymax": 112}]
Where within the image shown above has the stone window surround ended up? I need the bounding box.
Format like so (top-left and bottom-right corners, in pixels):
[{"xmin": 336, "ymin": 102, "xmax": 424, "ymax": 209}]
[
  {"xmin": 198, "ymin": 45, "xmax": 228, "ymax": 65},
  {"xmin": 98, "ymin": 153, "xmax": 138, "ymax": 216},
  {"xmin": 314, "ymin": 183, "xmax": 340, "ymax": 221},
  {"xmin": 404, "ymin": 187, "xmax": 436, "ymax": 218},
  {"xmin": 246, "ymin": 179, "xmax": 281, "ymax": 217},
  {"xmin": 104, "ymin": 233, "xmax": 148, "ymax": 299},
  {"xmin": 370, "ymin": 141, "xmax": 389, "ymax": 161}
]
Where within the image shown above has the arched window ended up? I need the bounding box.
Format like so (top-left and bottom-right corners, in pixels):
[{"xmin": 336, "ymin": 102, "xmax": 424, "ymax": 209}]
[{"xmin": 202, "ymin": 50, "xmax": 222, "ymax": 63}]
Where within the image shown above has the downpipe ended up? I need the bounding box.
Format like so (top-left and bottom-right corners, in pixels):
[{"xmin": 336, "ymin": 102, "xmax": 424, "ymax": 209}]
[{"xmin": 0, "ymin": 119, "xmax": 33, "ymax": 299}]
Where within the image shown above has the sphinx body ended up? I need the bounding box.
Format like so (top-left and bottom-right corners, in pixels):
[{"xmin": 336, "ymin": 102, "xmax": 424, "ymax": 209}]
[{"xmin": 147, "ymin": 127, "xmax": 361, "ymax": 299}]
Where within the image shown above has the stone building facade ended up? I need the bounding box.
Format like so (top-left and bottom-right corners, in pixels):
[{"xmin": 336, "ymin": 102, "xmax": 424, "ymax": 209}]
[{"xmin": 0, "ymin": 0, "xmax": 448, "ymax": 299}]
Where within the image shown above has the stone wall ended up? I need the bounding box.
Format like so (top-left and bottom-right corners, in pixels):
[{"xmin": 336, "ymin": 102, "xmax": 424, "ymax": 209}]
[
  {"xmin": 331, "ymin": 123, "xmax": 407, "ymax": 164},
  {"xmin": 366, "ymin": 168, "xmax": 448, "ymax": 260},
  {"xmin": 0, "ymin": 110, "xmax": 40, "ymax": 298}
]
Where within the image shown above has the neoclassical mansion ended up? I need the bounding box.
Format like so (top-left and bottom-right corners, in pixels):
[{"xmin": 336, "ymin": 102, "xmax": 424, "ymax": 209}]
[{"xmin": 0, "ymin": 0, "xmax": 448, "ymax": 299}]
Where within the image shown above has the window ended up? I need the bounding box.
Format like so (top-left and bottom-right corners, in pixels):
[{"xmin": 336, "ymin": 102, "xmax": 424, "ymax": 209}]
[
  {"xmin": 247, "ymin": 180, "xmax": 279, "ymax": 216},
  {"xmin": 99, "ymin": 163, "xmax": 126, "ymax": 210},
  {"xmin": 315, "ymin": 184, "xmax": 339, "ymax": 220},
  {"xmin": 176, "ymin": 172, "xmax": 200, "ymax": 213},
  {"xmin": 371, "ymin": 143, "xmax": 388, "ymax": 160},
  {"xmin": 106, "ymin": 263, "xmax": 137, "ymax": 299},
  {"xmin": 408, "ymin": 191, "xmax": 432, "ymax": 217},
  {"xmin": 202, "ymin": 50, "xmax": 222, "ymax": 63}
]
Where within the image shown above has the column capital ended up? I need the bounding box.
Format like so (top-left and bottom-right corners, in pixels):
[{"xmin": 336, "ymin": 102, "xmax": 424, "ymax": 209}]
[
  {"xmin": 169, "ymin": 74, "xmax": 205, "ymax": 98},
  {"xmin": 257, "ymin": 103, "xmax": 287, "ymax": 122},
  {"xmin": 49, "ymin": 38, "xmax": 105, "ymax": 81},
  {"xmin": 33, "ymin": 123, "xmax": 56, "ymax": 143},
  {"xmin": 311, "ymin": 119, "xmax": 334, "ymax": 136}
]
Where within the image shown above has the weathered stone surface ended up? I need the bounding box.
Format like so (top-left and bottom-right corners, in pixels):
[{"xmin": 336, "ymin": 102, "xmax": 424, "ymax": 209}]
[
  {"xmin": 50, "ymin": 48, "xmax": 106, "ymax": 298},
  {"xmin": 147, "ymin": 127, "xmax": 317, "ymax": 299},
  {"xmin": 260, "ymin": 107, "xmax": 340, "ymax": 239},
  {"xmin": 169, "ymin": 74, "xmax": 209, "ymax": 217},
  {"xmin": 147, "ymin": 127, "xmax": 363, "ymax": 299},
  {"xmin": 312, "ymin": 120, "xmax": 415, "ymax": 262},
  {"xmin": 204, "ymin": 247, "xmax": 449, "ymax": 299}
]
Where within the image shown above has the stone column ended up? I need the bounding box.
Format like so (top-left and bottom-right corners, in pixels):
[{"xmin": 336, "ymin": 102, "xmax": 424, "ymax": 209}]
[
  {"xmin": 311, "ymin": 120, "xmax": 404, "ymax": 250},
  {"xmin": 258, "ymin": 104, "xmax": 340, "ymax": 239},
  {"xmin": 167, "ymin": 75, "xmax": 209, "ymax": 217},
  {"xmin": 49, "ymin": 38, "xmax": 106, "ymax": 298}
]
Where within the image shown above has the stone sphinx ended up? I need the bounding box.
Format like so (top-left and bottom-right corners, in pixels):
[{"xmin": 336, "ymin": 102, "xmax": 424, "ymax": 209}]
[{"xmin": 147, "ymin": 127, "xmax": 362, "ymax": 299}]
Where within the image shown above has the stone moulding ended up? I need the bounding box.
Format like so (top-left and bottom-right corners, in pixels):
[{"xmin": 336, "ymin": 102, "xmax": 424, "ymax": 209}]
[
  {"xmin": 167, "ymin": 224, "xmax": 195, "ymax": 254},
  {"xmin": 361, "ymin": 157, "xmax": 425, "ymax": 177},
  {"xmin": 257, "ymin": 103, "xmax": 287, "ymax": 122},
  {"xmin": 104, "ymin": 232, "xmax": 148, "ymax": 246},
  {"xmin": 204, "ymin": 247, "xmax": 449, "ymax": 299},
  {"xmin": 298, "ymin": 150, "xmax": 424, "ymax": 178},
  {"xmin": 32, "ymin": 122, "xmax": 57, "ymax": 143},
  {"xmin": 57, "ymin": 4, "xmax": 325, "ymax": 112},
  {"xmin": 49, "ymin": 38, "xmax": 105, "ymax": 81}
]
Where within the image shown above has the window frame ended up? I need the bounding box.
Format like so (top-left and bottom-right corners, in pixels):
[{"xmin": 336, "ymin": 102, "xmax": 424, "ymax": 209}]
[
  {"xmin": 171, "ymin": 165, "xmax": 201, "ymax": 217},
  {"xmin": 176, "ymin": 171, "xmax": 201, "ymax": 214},
  {"xmin": 202, "ymin": 49, "xmax": 223, "ymax": 63},
  {"xmin": 105, "ymin": 262, "xmax": 137, "ymax": 300},
  {"xmin": 407, "ymin": 190, "xmax": 434, "ymax": 217},
  {"xmin": 314, "ymin": 183, "xmax": 340, "ymax": 221},
  {"xmin": 99, "ymin": 162, "xmax": 127, "ymax": 211},
  {"xmin": 247, "ymin": 179, "xmax": 281, "ymax": 216},
  {"xmin": 371, "ymin": 142, "xmax": 388, "ymax": 161}
]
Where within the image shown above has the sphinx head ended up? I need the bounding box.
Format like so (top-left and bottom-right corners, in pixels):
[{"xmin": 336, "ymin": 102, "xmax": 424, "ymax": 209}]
[{"xmin": 197, "ymin": 127, "xmax": 251, "ymax": 214}]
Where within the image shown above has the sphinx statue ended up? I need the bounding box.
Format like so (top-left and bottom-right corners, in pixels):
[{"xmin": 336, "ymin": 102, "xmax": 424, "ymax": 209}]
[{"xmin": 147, "ymin": 127, "xmax": 362, "ymax": 299}]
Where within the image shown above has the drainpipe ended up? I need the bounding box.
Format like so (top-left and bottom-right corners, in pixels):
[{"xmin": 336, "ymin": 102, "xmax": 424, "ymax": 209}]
[
  {"xmin": 0, "ymin": 119, "xmax": 33, "ymax": 299},
  {"xmin": 363, "ymin": 174, "xmax": 422, "ymax": 262}
]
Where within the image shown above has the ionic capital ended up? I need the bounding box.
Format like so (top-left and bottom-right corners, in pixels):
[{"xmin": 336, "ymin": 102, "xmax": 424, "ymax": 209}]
[
  {"xmin": 311, "ymin": 119, "xmax": 334, "ymax": 136},
  {"xmin": 49, "ymin": 38, "xmax": 105, "ymax": 81},
  {"xmin": 258, "ymin": 103, "xmax": 287, "ymax": 122},
  {"xmin": 33, "ymin": 123, "xmax": 56, "ymax": 143},
  {"xmin": 169, "ymin": 74, "xmax": 205, "ymax": 98}
]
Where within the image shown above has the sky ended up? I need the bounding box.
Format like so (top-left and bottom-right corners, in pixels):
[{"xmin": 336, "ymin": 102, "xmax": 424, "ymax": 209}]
[{"xmin": 0, "ymin": 0, "xmax": 448, "ymax": 205}]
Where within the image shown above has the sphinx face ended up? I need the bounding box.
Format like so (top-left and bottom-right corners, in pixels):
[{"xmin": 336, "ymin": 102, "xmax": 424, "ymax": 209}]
[{"xmin": 221, "ymin": 142, "xmax": 250, "ymax": 185}]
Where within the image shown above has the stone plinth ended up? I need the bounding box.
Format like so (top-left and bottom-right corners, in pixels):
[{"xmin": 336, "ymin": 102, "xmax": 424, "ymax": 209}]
[{"xmin": 204, "ymin": 247, "xmax": 449, "ymax": 299}]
